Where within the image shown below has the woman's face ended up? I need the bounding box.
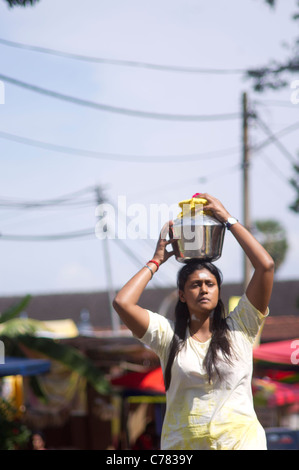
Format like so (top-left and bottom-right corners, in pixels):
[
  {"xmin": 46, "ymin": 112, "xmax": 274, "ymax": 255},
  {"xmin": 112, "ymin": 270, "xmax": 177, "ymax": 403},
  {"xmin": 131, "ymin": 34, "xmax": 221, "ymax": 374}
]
[{"xmin": 179, "ymin": 268, "xmax": 219, "ymax": 316}]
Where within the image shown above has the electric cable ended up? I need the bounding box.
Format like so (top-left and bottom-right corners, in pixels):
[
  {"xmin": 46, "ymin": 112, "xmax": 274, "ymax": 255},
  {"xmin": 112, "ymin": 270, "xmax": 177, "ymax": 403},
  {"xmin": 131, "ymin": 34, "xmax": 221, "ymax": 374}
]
[
  {"xmin": 254, "ymin": 115, "xmax": 298, "ymax": 164},
  {"xmin": 197, "ymin": 163, "xmax": 242, "ymax": 184},
  {"xmin": 253, "ymin": 99, "xmax": 299, "ymax": 109},
  {"xmin": 0, "ymin": 227, "xmax": 95, "ymax": 241},
  {"xmin": 0, "ymin": 73, "xmax": 241, "ymax": 122},
  {"xmin": 0, "ymin": 130, "xmax": 240, "ymax": 163},
  {"xmin": 0, "ymin": 37, "xmax": 246, "ymax": 75},
  {"xmin": 112, "ymin": 236, "xmax": 176, "ymax": 287},
  {"xmin": 0, "ymin": 199, "xmax": 95, "ymax": 209},
  {"xmin": 111, "ymin": 237, "xmax": 163, "ymax": 287},
  {"xmin": 0, "ymin": 184, "xmax": 97, "ymax": 208},
  {"xmin": 251, "ymin": 121, "xmax": 299, "ymax": 155},
  {"xmin": 258, "ymin": 151, "xmax": 292, "ymax": 186}
]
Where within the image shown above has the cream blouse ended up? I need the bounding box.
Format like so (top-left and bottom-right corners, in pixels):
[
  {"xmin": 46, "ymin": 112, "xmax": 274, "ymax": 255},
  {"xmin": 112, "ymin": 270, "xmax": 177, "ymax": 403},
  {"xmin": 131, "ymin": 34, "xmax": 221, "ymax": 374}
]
[{"xmin": 138, "ymin": 294, "xmax": 268, "ymax": 450}]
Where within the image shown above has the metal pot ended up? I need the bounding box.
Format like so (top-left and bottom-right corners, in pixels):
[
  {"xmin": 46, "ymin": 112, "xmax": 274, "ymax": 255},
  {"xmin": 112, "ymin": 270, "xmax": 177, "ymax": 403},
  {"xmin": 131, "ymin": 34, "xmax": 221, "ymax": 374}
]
[{"xmin": 172, "ymin": 197, "xmax": 225, "ymax": 263}]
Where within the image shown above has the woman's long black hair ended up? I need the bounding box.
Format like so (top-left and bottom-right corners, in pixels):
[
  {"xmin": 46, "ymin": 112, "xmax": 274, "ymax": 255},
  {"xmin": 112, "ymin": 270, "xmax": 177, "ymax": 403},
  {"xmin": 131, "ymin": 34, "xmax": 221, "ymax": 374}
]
[{"xmin": 164, "ymin": 260, "xmax": 232, "ymax": 390}]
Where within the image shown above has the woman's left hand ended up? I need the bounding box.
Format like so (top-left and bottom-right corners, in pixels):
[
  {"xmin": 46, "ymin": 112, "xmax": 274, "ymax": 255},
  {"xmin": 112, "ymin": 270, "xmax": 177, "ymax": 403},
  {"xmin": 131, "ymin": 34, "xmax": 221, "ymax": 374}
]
[{"xmin": 200, "ymin": 193, "xmax": 231, "ymax": 224}]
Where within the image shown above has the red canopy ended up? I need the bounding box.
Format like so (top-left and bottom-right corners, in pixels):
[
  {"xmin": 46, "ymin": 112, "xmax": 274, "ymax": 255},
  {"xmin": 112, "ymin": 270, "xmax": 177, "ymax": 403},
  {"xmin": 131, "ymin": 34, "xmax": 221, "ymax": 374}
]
[
  {"xmin": 253, "ymin": 339, "xmax": 299, "ymax": 366},
  {"xmin": 111, "ymin": 367, "xmax": 165, "ymax": 394}
]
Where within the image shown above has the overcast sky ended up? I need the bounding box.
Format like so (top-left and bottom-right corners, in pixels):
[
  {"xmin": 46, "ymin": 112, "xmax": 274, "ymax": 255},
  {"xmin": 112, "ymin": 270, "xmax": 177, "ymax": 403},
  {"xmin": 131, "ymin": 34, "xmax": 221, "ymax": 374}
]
[{"xmin": 0, "ymin": 0, "xmax": 298, "ymax": 298}]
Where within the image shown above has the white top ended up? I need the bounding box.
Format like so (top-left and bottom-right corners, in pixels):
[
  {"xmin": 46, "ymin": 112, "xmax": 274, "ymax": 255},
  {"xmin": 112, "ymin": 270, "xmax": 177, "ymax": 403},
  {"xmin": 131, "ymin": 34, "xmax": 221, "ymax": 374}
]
[{"xmin": 138, "ymin": 294, "xmax": 268, "ymax": 450}]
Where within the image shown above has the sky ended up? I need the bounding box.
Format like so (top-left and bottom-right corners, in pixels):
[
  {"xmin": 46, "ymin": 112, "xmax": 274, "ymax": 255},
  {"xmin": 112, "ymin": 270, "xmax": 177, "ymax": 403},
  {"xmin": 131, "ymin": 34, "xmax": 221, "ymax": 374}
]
[{"xmin": 0, "ymin": 0, "xmax": 298, "ymax": 299}]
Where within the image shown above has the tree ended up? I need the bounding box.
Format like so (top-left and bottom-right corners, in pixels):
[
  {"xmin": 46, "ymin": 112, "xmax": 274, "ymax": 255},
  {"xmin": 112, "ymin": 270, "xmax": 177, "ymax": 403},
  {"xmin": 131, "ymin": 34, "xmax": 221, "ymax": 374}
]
[
  {"xmin": 253, "ymin": 219, "xmax": 288, "ymax": 272},
  {"xmin": 4, "ymin": 0, "xmax": 40, "ymax": 6},
  {"xmin": 246, "ymin": 0, "xmax": 299, "ymax": 92},
  {"xmin": 289, "ymin": 164, "xmax": 299, "ymax": 213},
  {"xmin": 246, "ymin": 1, "xmax": 299, "ymax": 213}
]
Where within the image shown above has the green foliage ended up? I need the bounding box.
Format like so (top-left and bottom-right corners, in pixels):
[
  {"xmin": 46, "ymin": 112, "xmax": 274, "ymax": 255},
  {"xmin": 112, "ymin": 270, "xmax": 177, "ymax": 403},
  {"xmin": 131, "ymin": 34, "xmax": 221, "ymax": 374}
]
[
  {"xmin": 0, "ymin": 318, "xmax": 48, "ymax": 336},
  {"xmin": 0, "ymin": 398, "xmax": 31, "ymax": 450},
  {"xmin": 246, "ymin": 0, "xmax": 299, "ymax": 92},
  {"xmin": 16, "ymin": 335, "xmax": 111, "ymax": 395},
  {"xmin": 4, "ymin": 0, "xmax": 40, "ymax": 7},
  {"xmin": 264, "ymin": 0, "xmax": 276, "ymax": 6},
  {"xmin": 253, "ymin": 219, "xmax": 288, "ymax": 271},
  {"xmin": 0, "ymin": 296, "xmax": 110, "ymax": 396},
  {"xmin": 0, "ymin": 295, "xmax": 31, "ymax": 324},
  {"xmin": 289, "ymin": 164, "xmax": 299, "ymax": 213}
]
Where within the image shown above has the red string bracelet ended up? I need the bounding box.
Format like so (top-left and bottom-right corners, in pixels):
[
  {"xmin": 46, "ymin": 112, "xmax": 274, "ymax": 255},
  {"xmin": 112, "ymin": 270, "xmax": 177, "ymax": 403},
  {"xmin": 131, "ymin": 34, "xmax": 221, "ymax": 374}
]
[{"xmin": 147, "ymin": 259, "xmax": 159, "ymax": 270}]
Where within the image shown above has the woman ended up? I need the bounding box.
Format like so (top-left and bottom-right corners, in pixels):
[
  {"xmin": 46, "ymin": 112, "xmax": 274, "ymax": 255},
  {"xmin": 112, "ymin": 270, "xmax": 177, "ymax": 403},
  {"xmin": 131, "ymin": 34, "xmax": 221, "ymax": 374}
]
[{"xmin": 113, "ymin": 193, "xmax": 274, "ymax": 450}]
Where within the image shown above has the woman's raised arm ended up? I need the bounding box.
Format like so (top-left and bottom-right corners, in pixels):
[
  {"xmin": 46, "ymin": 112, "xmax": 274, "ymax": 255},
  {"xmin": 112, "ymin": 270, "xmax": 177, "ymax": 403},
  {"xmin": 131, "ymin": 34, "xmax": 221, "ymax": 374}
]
[
  {"xmin": 113, "ymin": 222, "xmax": 174, "ymax": 337},
  {"xmin": 202, "ymin": 193, "xmax": 274, "ymax": 315}
]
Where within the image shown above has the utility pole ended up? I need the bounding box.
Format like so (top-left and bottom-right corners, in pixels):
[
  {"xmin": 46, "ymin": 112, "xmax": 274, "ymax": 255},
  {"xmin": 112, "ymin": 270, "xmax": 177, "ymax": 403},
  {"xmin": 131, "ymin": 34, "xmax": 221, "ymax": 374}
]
[
  {"xmin": 242, "ymin": 92, "xmax": 252, "ymax": 289},
  {"xmin": 95, "ymin": 186, "xmax": 120, "ymax": 333}
]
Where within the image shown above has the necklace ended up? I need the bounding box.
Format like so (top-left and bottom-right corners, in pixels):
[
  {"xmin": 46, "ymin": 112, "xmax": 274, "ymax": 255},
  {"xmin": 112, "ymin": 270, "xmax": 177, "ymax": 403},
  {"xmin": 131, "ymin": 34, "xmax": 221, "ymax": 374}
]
[{"xmin": 190, "ymin": 328, "xmax": 212, "ymax": 344}]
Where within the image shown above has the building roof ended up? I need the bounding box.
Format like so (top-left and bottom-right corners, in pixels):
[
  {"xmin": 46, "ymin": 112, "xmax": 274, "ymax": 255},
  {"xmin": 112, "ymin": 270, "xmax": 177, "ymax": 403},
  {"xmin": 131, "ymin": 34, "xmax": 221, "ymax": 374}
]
[
  {"xmin": 0, "ymin": 279, "xmax": 298, "ymax": 343},
  {"xmin": 260, "ymin": 316, "xmax": 299, "ymax": 343}
]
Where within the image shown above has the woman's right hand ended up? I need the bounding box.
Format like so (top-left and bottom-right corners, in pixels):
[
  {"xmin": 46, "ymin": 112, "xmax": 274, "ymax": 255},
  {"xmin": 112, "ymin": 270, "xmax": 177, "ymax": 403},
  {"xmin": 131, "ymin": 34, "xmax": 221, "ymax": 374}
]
[
  {"xmin": 151, "ymin": 221, "xmax": 175, "ymax": 266},
  {"xmin": 113, "ymin": 221, "xmax": 175, "ymax": 338}
]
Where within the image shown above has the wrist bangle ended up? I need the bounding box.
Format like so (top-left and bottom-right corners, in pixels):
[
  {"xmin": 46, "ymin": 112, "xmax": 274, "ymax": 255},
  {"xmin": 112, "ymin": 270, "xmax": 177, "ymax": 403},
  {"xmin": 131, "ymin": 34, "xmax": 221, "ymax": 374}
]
[
  {"xmin": 147, "ymin": 259, "xmax": 160, "ymax": 270},
  {"xmin": 144, "ymin": 264, "xmax": 154, "ymax": 279}
]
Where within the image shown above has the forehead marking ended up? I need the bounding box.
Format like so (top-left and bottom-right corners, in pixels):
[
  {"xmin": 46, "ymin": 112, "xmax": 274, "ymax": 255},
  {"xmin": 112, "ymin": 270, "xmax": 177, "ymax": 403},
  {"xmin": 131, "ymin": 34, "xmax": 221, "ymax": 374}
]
[{"xmin": 190, "ymin": 271, "xmax": 211, "ymax": 280}]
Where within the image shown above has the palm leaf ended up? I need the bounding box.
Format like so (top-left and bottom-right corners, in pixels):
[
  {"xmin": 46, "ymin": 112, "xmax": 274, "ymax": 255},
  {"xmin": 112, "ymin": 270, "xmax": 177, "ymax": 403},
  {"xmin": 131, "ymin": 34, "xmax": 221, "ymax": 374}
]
[
  {"xmin": 0, "ymin": 296, "xmax": 110, "ymax": 395},
  {"xmin": 0, "ymin": 295, "xmax": 31, "ymax": 324},
  {"xmin": 16, "ymin": 335, "xmax": 110, "ymax": 395},
  {"xmin": 0, "ymin": 317, "xmax": 49, "ymax": 337}
]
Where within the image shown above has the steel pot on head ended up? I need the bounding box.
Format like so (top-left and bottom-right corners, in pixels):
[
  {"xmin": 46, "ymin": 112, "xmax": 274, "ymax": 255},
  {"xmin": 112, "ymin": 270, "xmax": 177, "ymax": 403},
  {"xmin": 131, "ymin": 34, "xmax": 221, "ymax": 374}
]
[{"xmin": 172, "ymin": 197, "xmax": 225, "ymax": 263}]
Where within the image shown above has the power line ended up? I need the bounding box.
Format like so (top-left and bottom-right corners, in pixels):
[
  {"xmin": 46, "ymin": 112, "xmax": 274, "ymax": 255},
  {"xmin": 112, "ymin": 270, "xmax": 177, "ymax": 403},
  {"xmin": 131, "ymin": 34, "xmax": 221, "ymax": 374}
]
[
  {"xmin": 0, "ymin": 228, "xmax": 95, "ymax": 241},
  {"xmin": 0, "ymin": 185, "xmax": 96, "ymax": 209},
  {"xmin": 112, "ymin": 237, "xmax": 175, "ymax": 288},
  {"xmin": 198, "ymin": 162, "xmax": 242, "ymax": 183},
  {"xmin": 0, "ymin": 130, "xmax": 240, "ymax": 163},
  {"xmin": 254, "ymin": 99, "xmax": 299, "ymax": 109},
  {"xmin": 259, "ymin": 151, "xmax": 291, "ymax": 186},
  {"xmin": 0, "ymin": 37, "xmax": 246, "ymax": 75},
  {"xmin": 255, "ymin": 115, "xmax": 298, "ymax": 164},
  {"xmin": 251, "ymin": 120, "xmax": 299, "ymax": 157},
  {"xmin": 0, "ymin": 73, "xmax": 241, "ymax": 122},
  {"xmin": 0, "ymin": 199, "xmax": 94, "ymax": 210}
]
